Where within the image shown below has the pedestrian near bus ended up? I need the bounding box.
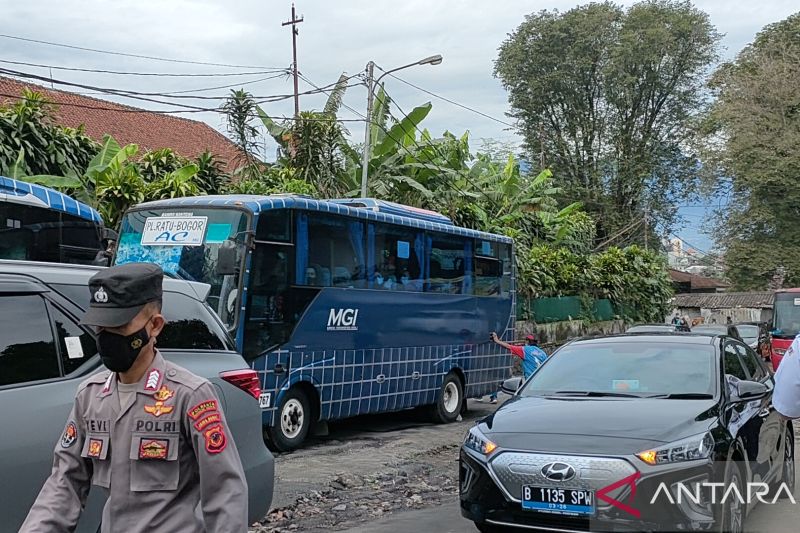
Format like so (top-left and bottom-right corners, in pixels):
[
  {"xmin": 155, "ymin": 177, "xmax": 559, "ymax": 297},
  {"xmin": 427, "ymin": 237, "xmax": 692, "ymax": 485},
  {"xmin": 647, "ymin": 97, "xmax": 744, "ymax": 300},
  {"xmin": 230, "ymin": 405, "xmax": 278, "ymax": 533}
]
[
  {"xmin": 480, "ymin": 333, "xmax": 549, "ymax": 403},
  {"xmin": 20, "ymin": 263, "xmax": 248, "ymax": 533}
]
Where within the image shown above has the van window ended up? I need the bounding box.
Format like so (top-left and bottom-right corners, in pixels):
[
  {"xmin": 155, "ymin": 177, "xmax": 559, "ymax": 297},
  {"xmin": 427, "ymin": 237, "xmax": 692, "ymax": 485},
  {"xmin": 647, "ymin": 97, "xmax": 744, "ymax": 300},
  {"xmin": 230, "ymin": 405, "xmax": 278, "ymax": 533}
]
[{"xmin": 0, "ymin": 295, "xmax": 59, "ymax": 385}]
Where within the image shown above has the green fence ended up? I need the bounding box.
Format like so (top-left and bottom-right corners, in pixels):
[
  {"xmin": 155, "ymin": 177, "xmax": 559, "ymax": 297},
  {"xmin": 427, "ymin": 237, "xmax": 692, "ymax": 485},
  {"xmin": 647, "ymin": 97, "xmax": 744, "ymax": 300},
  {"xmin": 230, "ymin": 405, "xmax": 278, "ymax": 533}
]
[{"xmin": 517, "ymin": 296, "xmax": 616, "ymax": 323}]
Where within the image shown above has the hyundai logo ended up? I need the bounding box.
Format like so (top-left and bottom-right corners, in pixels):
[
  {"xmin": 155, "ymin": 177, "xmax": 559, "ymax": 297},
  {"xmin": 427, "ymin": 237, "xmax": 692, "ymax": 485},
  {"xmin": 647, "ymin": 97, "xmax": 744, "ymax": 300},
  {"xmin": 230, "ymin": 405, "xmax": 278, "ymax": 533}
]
[{"xmin": 541, "ymin": 462, "xmax": 576, "ymax": 482}]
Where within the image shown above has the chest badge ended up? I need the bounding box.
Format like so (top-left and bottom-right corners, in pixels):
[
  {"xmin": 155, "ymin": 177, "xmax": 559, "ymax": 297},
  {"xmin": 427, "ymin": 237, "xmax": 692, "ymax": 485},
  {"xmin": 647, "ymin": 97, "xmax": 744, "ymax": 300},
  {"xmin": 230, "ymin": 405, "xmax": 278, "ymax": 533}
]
[
  {"xmin": 88, "ymin": 438, "xmax": 103, "ymax": 458},
  {"xmin": 139, "ymin": 438, "xmax": 169, "ymax": 460},
  {"xmin": 144, "ymin": 401, "xmax": 174, "ymax": 417},
  {"xmin": 152, "ymin": 385, "xmax": 174, "ymax": 402}
]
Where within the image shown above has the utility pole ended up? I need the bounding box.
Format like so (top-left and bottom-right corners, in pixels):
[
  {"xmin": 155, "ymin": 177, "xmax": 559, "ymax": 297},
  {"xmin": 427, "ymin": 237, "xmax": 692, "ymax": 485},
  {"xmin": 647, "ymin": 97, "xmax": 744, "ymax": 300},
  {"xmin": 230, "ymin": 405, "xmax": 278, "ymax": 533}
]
[
  {"xmin": 282, "ymin": 3, "xmax": 304, "ymax": 117},
  {"xmin": 360, "ymin": 61, "xmax": 375, "ymax": 198}
]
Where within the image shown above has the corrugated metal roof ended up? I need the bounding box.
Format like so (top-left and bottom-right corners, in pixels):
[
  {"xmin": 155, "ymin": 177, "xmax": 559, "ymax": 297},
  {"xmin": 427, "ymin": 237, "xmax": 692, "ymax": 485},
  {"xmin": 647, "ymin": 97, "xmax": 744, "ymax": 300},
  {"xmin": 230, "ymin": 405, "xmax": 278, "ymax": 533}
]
[
  {"xmin": 0, "ymin": 176, "xmax": 102, "ymax": 223},
  {"xmin": 131, "ymin": 195, "xmax": 513, "ymax": 244},
  {"xmin": 669, "ymin": 269, "xmax": 729, "ymax": 289},
  {"xmin": 673, "ymin": 292, "xmax": 774, "ymax": 309}
]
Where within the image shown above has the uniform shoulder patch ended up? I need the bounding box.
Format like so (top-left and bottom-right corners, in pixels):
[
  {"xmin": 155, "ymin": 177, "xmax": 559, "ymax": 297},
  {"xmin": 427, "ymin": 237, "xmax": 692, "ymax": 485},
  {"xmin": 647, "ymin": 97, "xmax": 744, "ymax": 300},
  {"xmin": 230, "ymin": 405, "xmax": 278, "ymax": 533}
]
[
  {"xmin": 61, "ymin": 421, "xmax": 78, "ymax": 448},
  {"xmin": 203, "ymin": 424, "xmax": 227, "ymax": 454},
  {"xmin": 188, "ymin": 399, "xmax": 218, "ymax": 421}
]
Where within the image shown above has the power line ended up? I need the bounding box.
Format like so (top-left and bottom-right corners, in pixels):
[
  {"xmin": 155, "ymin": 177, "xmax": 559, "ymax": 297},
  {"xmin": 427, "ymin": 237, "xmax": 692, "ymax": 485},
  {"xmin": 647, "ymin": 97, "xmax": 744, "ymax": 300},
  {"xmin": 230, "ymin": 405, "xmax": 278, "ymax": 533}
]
[
  {"xmin": 0, "ymin": 59, "xmax": 288, "ymax": 77},
  {"xmin": 0, "ymin": 33, "xmax": 278, "ymax": 69},
  {"xmin": 384, "ymin": 71, "xmax": 514, "ymax": 127}
]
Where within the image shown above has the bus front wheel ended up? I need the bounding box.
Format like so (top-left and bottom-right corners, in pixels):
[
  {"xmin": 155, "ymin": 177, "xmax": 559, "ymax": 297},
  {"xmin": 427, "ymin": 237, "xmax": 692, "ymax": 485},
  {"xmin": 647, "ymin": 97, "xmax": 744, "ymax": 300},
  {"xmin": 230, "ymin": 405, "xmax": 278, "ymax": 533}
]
[
  {"xmin": 430, "ymin": 372, "xmax": 464, "ymax": 423},
  {"xmin": 267, "ymin": 387, "xmax": 311, "ymax": 452}
]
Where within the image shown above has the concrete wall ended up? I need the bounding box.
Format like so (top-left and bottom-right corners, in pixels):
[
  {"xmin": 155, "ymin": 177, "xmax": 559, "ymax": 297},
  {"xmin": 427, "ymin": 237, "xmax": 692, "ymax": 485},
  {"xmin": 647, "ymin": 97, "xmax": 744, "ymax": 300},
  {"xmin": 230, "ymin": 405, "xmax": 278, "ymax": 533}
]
[{"xmin": 516, "ymin": 319, "xmax": 627, "ymax": 348}]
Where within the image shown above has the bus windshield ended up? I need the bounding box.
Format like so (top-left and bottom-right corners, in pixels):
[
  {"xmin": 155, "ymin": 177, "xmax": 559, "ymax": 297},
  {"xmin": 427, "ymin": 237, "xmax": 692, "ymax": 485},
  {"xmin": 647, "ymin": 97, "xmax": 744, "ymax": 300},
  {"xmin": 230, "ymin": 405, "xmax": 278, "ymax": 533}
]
[
  {"xmin": 774, "ymin": 292, "xmax": 800, "ymax": 338},
  {"xmin": 115, "ymin": 208, "xmax": 250, "ymax": 330}
]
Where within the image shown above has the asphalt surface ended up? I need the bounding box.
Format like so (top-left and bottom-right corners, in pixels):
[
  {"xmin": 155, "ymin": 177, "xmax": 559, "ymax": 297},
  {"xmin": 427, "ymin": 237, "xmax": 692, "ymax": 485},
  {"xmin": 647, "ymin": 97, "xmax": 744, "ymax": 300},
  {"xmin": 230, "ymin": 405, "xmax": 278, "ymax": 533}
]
[{"xmin": 344, "ymin": 447, "xmax": 800, "ymax": 533}]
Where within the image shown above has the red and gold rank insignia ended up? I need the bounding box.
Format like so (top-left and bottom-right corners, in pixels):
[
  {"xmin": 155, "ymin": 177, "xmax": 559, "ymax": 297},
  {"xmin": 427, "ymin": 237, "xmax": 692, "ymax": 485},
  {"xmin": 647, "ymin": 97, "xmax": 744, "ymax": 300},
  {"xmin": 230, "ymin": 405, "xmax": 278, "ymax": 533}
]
[
  {"xmin": 144, "ymin": 401, "xmax": 174, "ymax": 417},
  {"xmin": 203, "ymin": 424, "xmax": 227, "ymax": 454},
  {"xmin": 88, "ymin": 438, "xmax": 103, "ymax": 458},
  {"xmin": 139, "ymin": 438, "xmax": 168, "ymax": 460},
  {"xmin": 152, "ymin": 385, "xmax": 174, "ymax": 402},
  {"xmin": 188, "ymin": 400, "xmax": 218, "ymax": 420}
]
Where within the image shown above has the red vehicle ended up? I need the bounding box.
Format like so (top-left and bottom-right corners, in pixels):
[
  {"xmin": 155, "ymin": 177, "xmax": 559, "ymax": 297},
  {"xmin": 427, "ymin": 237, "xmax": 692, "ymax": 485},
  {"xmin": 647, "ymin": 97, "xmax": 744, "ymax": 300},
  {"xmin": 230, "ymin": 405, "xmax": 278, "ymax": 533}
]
[{"xmin": 771, "ymin": 288, "xmax": 800, "ymax": 370}]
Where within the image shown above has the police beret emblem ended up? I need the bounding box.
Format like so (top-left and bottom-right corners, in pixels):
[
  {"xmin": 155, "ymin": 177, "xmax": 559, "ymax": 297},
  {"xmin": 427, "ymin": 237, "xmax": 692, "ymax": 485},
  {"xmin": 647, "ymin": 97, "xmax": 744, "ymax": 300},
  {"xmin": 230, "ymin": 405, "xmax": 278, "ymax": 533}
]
[{"xmin": 94, "ymin": 286, "xmax": 108, "ymax": 303}]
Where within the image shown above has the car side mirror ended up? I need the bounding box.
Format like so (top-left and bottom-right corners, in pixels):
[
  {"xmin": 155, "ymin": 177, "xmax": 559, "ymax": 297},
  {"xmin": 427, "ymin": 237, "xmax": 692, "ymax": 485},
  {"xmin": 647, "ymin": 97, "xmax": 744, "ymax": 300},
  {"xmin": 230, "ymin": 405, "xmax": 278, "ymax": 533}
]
[
  {"xmin": 500, "ymin": 377, "xmax": 522, "ymax": 395},
  {"xmin": 216, "ymin": 242, "xmax": 239, "ymax": 276},
  {"xmin": 732, "ymin": 380, "xmax": 769, "ymax": 402}
]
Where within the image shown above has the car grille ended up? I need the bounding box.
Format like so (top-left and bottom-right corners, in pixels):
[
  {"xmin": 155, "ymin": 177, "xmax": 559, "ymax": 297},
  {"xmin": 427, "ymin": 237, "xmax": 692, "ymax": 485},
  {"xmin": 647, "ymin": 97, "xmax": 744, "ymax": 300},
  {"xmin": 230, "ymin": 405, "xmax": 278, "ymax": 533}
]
[{"xmin": 489, "ymin": 451, "xmax": 637, "ymax": 504}]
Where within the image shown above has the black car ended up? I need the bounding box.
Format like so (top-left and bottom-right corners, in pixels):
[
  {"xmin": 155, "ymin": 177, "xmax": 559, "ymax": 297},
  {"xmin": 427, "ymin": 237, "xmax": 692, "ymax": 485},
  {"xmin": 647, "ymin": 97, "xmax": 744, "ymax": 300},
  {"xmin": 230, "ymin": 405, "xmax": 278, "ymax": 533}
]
[{"xmin": 460, "ymin": 333, "xmax": 794, "ymax": 533}]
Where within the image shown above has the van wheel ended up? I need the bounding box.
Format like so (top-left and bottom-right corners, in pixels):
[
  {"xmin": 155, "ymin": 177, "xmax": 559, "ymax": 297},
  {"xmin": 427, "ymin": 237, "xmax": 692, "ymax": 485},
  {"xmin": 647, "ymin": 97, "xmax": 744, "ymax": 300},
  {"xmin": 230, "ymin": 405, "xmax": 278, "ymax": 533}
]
[
  {"xmin": 430, "ymin": 372, "xmax": 463, "ymax": 423},
  {"xmin": 772, "ymin": 426, "xmax": 795, "ymax": 498},
  {"xmin": 267, "ymin": 387, "xmax": 311, "ymax": 452}
]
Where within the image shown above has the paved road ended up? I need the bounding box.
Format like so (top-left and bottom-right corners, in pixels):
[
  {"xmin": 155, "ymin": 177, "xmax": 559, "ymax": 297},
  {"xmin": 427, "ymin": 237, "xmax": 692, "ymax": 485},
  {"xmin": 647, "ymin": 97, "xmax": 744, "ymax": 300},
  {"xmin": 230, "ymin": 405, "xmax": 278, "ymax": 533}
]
[{"xmin": 344, "ymin": 450, "xmax": 800, "ymax": 533}]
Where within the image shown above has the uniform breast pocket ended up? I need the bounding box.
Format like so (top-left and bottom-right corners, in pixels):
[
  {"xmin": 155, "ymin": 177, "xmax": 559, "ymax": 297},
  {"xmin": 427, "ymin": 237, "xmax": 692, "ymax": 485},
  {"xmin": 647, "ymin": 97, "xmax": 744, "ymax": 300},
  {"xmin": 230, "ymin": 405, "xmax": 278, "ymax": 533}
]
[
  {"xmin": 129, "ymin": 433, "xmax": 180, "ymax": 492},
  {"xmin": 80, "ymin": 434, "xmax": 111, "ymax": 488}
]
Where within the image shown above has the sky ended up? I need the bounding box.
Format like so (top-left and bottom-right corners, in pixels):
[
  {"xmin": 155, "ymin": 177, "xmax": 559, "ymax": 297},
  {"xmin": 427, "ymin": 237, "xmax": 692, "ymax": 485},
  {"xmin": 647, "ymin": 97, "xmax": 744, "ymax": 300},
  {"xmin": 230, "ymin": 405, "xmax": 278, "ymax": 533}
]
[{"xmin": 2, "ymin": 0, "xmax": 798, "ymax": 251}]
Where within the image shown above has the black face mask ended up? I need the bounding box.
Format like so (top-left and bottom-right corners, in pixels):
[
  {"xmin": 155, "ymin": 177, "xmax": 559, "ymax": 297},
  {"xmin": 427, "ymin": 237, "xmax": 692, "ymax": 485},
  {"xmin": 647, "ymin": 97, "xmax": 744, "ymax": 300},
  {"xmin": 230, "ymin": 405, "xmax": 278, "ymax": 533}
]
[{"xmin": 97, "ymin": 325, "xmax": 150, "ymax": 373}]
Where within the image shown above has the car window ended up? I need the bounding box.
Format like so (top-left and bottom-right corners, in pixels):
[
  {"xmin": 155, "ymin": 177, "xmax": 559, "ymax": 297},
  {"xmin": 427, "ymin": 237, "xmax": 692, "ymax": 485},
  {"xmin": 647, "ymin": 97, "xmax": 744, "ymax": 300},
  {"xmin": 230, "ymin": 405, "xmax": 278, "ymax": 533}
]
[
  {"xmin": 735, "ymin": 343, "xmax": 766, "ymax": 381},
  {"xmin": 51, "ymin": 284, "xmax": 233, "ymax": 351},
  {"xmin": 49, "ymin": 305, "xmax": 98, "ymax": 374},
  {"xmin": 723, "ymin": 343, "xmax": 748, "ymax": 381},
  {"xmin": 0, "ymin": 294, "xmax": 59, "ymax": 385}
]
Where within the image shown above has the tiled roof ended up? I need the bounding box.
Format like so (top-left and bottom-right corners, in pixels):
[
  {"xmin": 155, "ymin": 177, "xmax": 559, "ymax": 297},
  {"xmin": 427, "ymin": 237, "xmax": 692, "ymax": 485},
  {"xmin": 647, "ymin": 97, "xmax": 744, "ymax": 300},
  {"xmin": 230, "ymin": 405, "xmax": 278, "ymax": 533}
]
[
  {"xmin": 0, "ymin": 76, "xmax": 243, "ymax": 170},
  {"xmin": 668, "ymin": 269, "xmax": 730, "ymax": 289},
  {"xmin": 673, "ymin": 292, "xmax": 774, "ymax": 309}
]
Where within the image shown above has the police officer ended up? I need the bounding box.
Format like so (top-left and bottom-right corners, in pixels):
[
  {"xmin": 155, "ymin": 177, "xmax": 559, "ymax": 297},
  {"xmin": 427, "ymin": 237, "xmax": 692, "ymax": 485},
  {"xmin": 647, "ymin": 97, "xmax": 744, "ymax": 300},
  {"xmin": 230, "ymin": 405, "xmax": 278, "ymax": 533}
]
[{"xmin": 21, "ymin": 263, "xmax": 248, "ymax": 532}]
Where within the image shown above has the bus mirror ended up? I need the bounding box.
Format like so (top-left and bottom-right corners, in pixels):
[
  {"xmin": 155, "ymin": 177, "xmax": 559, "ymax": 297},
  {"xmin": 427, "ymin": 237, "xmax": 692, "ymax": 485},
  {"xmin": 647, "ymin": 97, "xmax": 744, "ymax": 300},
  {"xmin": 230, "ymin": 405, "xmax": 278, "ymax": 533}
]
[
  {"xmin": 216, "ymin": 243, "xmax": 238, "ymax": 276},
  {"xmin": 102, "ymin": 227, "xmax": 119, "ymax": 242}
]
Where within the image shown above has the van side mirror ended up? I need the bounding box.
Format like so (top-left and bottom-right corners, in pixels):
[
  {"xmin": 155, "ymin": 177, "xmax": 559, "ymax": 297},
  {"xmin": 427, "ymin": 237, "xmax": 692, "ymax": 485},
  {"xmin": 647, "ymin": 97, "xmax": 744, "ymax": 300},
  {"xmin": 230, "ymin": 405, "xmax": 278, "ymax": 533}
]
[
  {"xmin": 500, "ymin": 377, "xmax": 523, "ymax": 395},
  {"xmin": 216, "ymin": 242, "xmax": 239, "ymax": 276}
]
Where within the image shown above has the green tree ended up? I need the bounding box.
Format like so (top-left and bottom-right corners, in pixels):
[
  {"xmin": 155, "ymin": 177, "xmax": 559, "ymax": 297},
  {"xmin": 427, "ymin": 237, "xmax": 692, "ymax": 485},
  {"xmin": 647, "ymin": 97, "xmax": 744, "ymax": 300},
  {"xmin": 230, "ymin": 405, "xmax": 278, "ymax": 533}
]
[
  {"xmin": 194, "ymin": 150, "xmax": 230, "ymax": 194},
  {"xmin": 494, "ymin": 0, "xmax": 720, "ymax": 241},
  {"xmin": 703, "ymin": 13, "xmax": 800, "ymax": 289},
  {"xmin": 0, "ymin": 89, "xmax": 98, "ymax": 178},
  {"xmin": 221, "ymin": 89, "xmax": 261, "ymax": 178}
]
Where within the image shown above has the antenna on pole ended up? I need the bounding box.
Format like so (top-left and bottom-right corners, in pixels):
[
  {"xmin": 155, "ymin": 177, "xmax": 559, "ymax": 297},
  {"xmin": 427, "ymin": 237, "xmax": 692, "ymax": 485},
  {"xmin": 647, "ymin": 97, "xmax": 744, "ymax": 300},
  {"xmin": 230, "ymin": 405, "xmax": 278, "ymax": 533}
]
[{"xmin": 282, "ymin": 3, "xmax": 304, "ymax": 117}]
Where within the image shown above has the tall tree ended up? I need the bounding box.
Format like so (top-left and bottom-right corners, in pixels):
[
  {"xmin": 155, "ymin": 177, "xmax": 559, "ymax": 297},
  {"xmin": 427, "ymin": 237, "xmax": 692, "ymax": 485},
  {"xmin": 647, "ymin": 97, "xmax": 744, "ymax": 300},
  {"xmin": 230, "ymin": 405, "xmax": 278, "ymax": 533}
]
[
  {"xmin": 494, "ymin": 0, "xmax": 719, "ymax": 242},
  {"xmin": 221, "ymin": 89, "xmax": 261, "ymax": 178},
  {"xmin": 704, "ymin": 13, "xmax": 800, "ymax": 289}
]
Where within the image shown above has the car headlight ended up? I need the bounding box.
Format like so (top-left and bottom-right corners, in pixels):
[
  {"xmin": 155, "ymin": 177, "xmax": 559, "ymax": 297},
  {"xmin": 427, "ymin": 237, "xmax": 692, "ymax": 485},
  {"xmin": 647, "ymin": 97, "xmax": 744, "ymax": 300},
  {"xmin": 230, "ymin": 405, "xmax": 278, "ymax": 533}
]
[
  {"xmin": 636, "ymin": 432, "xmax": 714, "ymax": 465},
  {"xmin": 464, "ymin": 426, "xmax": 497, "ymax": 455}
]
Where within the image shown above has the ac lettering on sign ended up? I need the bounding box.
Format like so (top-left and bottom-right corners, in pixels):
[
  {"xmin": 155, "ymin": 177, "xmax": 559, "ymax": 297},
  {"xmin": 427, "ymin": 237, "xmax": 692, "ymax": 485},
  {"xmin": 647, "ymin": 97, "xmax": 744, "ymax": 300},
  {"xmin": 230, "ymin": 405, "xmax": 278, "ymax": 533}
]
[{"xmin": 327, "ymin": 308, "xmax": 359, "ymax": 331}]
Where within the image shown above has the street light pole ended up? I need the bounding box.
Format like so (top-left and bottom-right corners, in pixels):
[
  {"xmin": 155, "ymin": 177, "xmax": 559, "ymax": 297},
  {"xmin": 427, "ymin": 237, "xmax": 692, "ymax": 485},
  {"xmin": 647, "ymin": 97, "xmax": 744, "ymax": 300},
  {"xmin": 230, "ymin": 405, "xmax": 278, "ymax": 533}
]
[{"xmin": 359, "ymin": 54, "xmax": 442, "ymax": 198}]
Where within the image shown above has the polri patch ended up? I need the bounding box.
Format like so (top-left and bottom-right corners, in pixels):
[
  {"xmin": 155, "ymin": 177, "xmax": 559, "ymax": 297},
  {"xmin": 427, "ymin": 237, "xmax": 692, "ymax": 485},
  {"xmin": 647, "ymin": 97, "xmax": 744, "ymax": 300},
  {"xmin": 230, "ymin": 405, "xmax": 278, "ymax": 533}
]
[
  {"xmin": 194, "ymin": 412, "xmax": 221, "ymax": 432},
  {"xmin": 139, "ymin": 438, "xmax": 169, "ymax": 460},
  {"xmin": 61, "ymin": 421, "xmax": 78, "ymax": 448},
  {"xmin": 188, "ymin": 400, "xmax": 218, "ymax": 420},
  {"xmin": 204, "ymin": 424, "xmax": 227, "ymax": 454},
  {"xmin": 88, "ymin": 438, "xmax": 103, "ymax": 458}
]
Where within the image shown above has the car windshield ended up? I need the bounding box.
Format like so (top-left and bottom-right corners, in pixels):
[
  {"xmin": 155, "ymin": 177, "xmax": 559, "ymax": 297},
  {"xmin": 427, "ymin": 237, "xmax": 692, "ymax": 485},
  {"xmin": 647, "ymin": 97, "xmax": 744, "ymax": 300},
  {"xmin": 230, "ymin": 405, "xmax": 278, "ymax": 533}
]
[
  {"xmin": 736, "ymin": 325, "xmax": 759, "ymax": 341},
  {"xmin": 520, "ymin": 340, "xmax": 717, "ymax": 397},
  {"xmin": 115, "ymin": 208, "xmax": 250, "ymax": 330}
]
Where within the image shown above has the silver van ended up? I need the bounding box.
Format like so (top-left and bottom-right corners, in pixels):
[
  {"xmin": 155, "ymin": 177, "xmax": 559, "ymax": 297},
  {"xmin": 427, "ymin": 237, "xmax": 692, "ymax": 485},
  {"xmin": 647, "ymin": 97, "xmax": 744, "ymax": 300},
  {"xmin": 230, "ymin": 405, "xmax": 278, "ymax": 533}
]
[{"xmin": 0, "ymin": 260, "xmax": 274, "ymax": 532}]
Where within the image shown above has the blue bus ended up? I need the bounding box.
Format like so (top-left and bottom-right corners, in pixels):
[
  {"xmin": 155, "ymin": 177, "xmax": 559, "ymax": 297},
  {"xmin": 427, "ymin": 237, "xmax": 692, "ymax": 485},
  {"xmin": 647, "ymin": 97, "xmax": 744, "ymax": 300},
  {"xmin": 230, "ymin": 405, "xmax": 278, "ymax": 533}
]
[
  {"xmin": 115, "ymin": 195, "xmax": 515, "ymax": 450},
  {"xmin": 0, "ymin": 176, "xmax": 108, "ymax": 265}
]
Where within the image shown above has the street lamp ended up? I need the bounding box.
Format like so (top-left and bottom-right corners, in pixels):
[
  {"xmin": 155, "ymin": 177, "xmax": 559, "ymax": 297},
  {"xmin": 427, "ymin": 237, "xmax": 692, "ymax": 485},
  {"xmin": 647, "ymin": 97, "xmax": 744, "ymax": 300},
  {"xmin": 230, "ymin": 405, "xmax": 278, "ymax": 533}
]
[{"xmin": 360, "ymin": 54, "xmax": 443, "ymax": 198}]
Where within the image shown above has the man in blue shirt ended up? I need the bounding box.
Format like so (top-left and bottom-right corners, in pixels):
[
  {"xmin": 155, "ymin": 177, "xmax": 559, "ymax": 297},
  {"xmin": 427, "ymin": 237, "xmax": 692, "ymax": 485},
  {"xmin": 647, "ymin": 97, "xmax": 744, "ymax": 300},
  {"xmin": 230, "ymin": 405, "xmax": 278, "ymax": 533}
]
[{"xmin": 479, "ymin": 333, "xmax": 548, "ymax": 403}]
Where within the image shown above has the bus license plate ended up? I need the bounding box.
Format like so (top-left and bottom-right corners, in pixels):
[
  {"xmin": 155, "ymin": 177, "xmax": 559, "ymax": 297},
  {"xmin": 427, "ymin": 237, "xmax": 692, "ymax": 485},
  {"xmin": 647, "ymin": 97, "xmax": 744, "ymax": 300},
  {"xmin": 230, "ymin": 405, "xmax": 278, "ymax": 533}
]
[{"xmin": 521, "ymin": 486, "xmax": 595, "ymax": 516}]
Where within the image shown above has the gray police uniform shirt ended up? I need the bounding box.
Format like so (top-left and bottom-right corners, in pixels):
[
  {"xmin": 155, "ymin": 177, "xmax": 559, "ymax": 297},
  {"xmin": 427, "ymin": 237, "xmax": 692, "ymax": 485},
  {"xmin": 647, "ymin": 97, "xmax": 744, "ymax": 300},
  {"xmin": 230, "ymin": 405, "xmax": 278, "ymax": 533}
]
[{"xmin": 20, "ymin": 351, "xmax": 248, "ymax": 533}]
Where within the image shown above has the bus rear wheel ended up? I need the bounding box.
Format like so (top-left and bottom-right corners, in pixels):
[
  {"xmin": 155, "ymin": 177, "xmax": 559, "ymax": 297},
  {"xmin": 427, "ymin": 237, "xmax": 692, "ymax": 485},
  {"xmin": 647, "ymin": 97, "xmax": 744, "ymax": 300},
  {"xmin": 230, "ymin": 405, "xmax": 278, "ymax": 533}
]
[
  {"xmin": 267, "ymin": 387, "xmax": 311, "ymax": 452},
  {"xmin": 430, "ymin": 372, "xmax": 464, "ymax": 423}
]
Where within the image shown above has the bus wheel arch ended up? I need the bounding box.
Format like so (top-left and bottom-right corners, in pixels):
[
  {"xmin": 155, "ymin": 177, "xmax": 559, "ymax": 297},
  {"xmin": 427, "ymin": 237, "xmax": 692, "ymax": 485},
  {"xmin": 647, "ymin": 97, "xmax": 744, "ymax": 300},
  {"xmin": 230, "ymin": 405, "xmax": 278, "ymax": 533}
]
[
  {"xmin": 266, "ymin": 381, "xmax": 320, "ymax": 452},
  {"xmin": 430, "ymin": 370, "xmax": 464, "ymax": 424}
]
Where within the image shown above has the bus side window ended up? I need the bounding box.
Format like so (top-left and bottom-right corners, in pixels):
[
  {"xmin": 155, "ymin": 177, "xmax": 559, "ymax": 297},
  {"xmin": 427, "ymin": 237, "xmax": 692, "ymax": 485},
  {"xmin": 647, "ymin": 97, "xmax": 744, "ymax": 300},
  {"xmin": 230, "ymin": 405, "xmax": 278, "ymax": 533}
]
[
  {"xmin": 297, "ymin": 213, "xmax": 365, "ymax": 288},
  {"xmin": 370, "ymin": 223, "xmax": 422, "ymax": 291},
  {"xmin": 244, "ymin": 244, "xmax": 292, "ymax": 358},
  {"xmin": 427, "ymin": 235, "xmax": 469, "ymax": 294}
]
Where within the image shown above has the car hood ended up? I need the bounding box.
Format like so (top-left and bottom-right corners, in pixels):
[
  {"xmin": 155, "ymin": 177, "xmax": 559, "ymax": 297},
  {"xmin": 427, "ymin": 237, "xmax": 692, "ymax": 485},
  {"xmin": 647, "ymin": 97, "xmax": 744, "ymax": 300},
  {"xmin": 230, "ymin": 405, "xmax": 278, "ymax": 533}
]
[{"xmin": 479, "ymin": 396, "xmax": 719, "ymax": 455}]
